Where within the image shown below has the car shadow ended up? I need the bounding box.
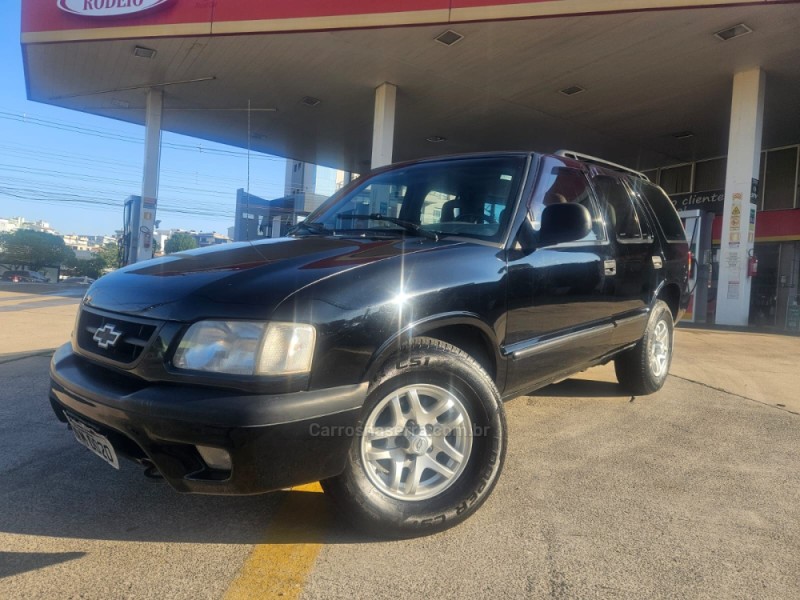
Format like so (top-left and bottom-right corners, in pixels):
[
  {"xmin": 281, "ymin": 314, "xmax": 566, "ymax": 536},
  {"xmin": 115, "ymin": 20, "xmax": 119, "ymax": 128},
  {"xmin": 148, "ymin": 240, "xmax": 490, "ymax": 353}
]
[
  {"xmin": 0, "ymin": 359, "xmax": 629, "ymax": 549},
  {"xmin": 0, "ymin": 551, "xmax": 86, "ymax": 579},
  {"xmin": 0, "ymin": 468, "xmax": 384, "ymax": 548},
  {"xmin": 261, "ymin": 487, "xmax": 384, "ymax": 545},
  {"xmin": 532, "ymin": 377, "xmax": 630, "ymax": 399},
  {"xmin": 0, "ymin": 356, "xmax": 385, "ymax": 547},
  {"xmin": 0, "ymin": 452, "xmax": 380, "ymax": 546}
]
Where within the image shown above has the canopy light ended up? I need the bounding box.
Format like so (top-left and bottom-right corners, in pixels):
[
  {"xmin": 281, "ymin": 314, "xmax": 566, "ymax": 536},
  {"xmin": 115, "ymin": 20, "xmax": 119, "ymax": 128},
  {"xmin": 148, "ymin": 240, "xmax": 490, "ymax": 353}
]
[
  {"xmin": 132, "ymin": 46, "xmax": 157, "ymax": 59},
  {"xmin": 426, "ymin": 136, "xmax": 447, "ymax": 143},
  {"xmin": 435, "ymin": 30, "xmax": 464, "ymax": 46},
  {"xmin": 714, "ymin": 24, "xmax": 752, "ymax": 42},
  {"xmin": 560, "ymin": 85, "xmax": 585, "ymax": 96},
  {"xmin": 301, "ymin": 96, "xmax": 321, "ymax": 107},
  {"xmin": 672, "ymin": 131, "xmax": 695, "ymax": 140}
]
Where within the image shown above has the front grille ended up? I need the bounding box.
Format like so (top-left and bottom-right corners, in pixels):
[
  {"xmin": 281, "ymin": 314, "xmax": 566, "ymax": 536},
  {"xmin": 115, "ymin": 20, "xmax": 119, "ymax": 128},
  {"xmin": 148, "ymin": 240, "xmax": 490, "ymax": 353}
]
[{"xmin": 76, "ymin": 307, "xmax": 160, "ymax": 366}]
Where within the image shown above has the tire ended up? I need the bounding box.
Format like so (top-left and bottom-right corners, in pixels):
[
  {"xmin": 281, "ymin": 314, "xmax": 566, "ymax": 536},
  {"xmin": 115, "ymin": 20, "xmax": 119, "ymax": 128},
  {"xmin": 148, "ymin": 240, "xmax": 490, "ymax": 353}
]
[
  {"xmin": 322, "ymin": 337, "xmax": 507, "ymax": 538},
  {"xmin": 615, "ymin": 300, "xmax": 674, "ymax": 395}
]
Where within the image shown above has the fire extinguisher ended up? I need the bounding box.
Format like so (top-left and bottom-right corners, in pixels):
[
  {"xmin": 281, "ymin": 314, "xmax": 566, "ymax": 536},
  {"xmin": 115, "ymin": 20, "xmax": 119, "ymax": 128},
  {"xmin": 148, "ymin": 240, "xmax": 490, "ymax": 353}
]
[
  {"xmin": 747, "ymin": 250, "xmax": 758, "ymax": 278},
  {"xmin": 140, "ymin": 226, "xmax": 152, "ymax": 249}
]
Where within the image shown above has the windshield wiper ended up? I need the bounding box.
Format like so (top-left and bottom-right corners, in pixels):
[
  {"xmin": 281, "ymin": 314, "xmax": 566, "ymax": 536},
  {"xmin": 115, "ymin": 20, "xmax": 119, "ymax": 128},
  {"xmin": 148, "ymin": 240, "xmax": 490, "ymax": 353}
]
[
  {"xmin": 287, "ymin": 221, "xmax": 329, "ymax": 236},
  {"xmin": 337, "ymin": 213, "xmax": 439, "ymax": 241}
]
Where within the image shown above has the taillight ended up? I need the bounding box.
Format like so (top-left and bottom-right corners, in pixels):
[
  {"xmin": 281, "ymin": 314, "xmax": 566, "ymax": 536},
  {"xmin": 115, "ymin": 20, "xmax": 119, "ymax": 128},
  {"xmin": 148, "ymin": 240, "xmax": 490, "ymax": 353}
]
[{"xmin": 688, "ymin": 251, "xmax": 694, "ymax": 279}]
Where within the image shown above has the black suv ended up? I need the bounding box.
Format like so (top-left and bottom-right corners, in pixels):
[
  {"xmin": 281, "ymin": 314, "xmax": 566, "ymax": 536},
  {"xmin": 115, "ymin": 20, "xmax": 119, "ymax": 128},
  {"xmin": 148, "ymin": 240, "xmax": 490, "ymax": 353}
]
[{"xmin": 49, "ymin": 151, "xmax": 688, "ymax": 536}]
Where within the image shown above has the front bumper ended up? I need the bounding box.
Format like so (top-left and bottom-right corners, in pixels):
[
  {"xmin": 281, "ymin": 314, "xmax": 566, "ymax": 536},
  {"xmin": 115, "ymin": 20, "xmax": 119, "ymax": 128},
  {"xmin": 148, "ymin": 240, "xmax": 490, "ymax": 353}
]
[{"xmin": 49, "ymin": 343, "xmax": 367, "ymax": 495}]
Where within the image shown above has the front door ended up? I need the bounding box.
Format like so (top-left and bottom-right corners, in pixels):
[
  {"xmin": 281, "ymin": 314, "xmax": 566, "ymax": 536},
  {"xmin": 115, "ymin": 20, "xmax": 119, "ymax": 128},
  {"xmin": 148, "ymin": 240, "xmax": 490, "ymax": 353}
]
[{"xmin": 504, "ymin": 157, "xmax": 616, "ymax": 396}]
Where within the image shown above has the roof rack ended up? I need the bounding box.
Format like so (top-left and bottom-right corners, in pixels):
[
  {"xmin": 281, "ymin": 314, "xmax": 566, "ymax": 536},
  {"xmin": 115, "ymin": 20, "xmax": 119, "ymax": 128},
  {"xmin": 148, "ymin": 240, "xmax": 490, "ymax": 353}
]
[{"xmin": 555, "ymin": 150, "xmax": 650, "ymax": 181}]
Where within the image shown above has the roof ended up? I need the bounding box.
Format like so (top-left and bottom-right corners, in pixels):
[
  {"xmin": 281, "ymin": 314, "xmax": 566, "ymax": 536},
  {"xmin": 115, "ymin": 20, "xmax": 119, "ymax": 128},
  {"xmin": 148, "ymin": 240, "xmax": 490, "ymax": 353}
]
[{"xmin": 21, "ymin": 0, "xmax": 800, "ymax": 171}]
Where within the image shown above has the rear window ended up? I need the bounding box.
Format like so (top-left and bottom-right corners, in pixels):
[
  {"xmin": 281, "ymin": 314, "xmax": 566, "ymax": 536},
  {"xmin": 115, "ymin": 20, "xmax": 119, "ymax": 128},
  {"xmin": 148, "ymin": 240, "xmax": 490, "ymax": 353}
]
[{"xmin": 635, "ymin": 182, "xmax": 687, "ymax": 242}]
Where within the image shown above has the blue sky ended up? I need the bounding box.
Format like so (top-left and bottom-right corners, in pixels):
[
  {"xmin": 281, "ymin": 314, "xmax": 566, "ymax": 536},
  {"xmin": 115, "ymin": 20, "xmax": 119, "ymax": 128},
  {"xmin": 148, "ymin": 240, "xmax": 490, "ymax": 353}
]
[{"xmin": 0, "ymin": 2, "xmax": 336, "ymax": 237}]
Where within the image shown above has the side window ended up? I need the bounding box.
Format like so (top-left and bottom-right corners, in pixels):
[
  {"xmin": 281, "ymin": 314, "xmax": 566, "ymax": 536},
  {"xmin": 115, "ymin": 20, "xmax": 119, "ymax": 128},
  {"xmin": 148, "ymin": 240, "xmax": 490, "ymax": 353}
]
[
  {"xmin": 530, "ymin": 164, "xmax": 605, "ymax": 242},
  {"xmin": 592, "ymin": 175, "xmax": 645, "ymax": 241},
  {"xmin": 635, "ymin": 182, "xmax": 688, "ymax": 242}
]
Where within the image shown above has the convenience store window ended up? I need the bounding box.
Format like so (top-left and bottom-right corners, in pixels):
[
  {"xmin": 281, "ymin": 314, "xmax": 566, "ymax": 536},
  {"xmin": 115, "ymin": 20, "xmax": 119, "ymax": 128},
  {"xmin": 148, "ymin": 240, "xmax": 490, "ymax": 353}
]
[
  {"xmin": 694, "ymin": 158, "xmax": 726, "ymax": 192},
  {"xmin": 763, "ymin": 147, "xmax": 798, "ymax": 211},
  {"xmin": 659, "ymin": 164, "xmax": 692, "ymax": 195}
]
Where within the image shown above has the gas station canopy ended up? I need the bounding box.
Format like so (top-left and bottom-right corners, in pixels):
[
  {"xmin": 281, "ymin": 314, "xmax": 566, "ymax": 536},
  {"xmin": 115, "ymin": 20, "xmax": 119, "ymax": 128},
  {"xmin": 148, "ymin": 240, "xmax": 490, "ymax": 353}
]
[{"xmin": 21, "ymin": 0, "xmax": 800, "ymax": 172}]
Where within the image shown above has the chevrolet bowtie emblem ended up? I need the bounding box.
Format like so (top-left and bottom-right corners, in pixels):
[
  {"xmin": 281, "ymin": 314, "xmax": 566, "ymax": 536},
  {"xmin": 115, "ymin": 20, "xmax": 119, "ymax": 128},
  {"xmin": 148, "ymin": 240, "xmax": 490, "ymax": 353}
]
[{"xmin": 93, "ymin": 324, "xmax": 123, "ymax": 349}]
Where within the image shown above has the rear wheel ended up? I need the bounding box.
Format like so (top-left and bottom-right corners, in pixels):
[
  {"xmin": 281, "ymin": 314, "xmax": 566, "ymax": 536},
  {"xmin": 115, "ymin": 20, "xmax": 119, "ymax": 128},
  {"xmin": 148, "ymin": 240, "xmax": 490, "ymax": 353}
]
[
  {"xmin": 322, "ymin": 337, "xmax": 506, "ymax": 538},
  {"xmin": 615, "ymin": 300, "xmax": 674, "ymax": 395}
]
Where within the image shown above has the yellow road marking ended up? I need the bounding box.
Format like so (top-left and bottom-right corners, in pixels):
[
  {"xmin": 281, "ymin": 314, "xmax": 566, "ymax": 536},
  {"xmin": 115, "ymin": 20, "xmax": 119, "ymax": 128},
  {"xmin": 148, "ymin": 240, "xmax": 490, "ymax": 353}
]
[{"xmin": 224, "ymin": 482, "xmax": 329, "ymax": 600}]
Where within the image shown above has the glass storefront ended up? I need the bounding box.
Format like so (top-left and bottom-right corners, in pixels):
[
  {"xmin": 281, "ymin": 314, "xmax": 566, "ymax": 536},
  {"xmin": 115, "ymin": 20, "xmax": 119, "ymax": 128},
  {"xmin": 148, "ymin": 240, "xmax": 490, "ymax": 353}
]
[
  {"xmin": 749, "ymin": 243, "xmax": 781, "ymax": 326},
  {"xmin": 659, "ymin": 144, "xmax": 800, "ymax": 332}
]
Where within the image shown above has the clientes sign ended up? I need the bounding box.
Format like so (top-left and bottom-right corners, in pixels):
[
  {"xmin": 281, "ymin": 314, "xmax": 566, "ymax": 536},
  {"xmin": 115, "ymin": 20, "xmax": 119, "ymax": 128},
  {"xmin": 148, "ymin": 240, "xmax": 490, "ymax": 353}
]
[{"xmin": 58, "ymin": 0, "xmax": 171, "ymax": 17}]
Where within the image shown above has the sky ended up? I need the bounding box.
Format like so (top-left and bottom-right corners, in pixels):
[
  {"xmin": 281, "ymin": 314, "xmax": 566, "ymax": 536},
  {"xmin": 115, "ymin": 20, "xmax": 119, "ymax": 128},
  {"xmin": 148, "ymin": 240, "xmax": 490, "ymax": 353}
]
[{"xmin": 0, "ymin": 2, "xmax": 337, "ymax": 237}]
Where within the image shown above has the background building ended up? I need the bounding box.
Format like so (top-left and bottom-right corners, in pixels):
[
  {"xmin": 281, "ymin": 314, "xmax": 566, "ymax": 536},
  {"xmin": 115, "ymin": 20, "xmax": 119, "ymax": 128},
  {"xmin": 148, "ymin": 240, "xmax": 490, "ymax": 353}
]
[{"xmin": 232, "ymin": 161, "xmax": 342, "ymax": 242}]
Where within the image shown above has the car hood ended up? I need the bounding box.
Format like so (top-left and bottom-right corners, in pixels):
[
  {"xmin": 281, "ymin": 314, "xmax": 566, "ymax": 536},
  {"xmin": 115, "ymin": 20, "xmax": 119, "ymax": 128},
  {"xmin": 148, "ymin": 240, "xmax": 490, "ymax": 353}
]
[{"xmin": 83, "ymin": 236, "xmax": 445, "ymax": 321}]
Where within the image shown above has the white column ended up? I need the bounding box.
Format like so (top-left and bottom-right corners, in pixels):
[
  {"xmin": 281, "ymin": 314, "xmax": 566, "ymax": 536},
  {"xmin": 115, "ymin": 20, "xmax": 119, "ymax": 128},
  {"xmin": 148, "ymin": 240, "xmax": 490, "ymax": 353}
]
[
  {"xmin": 371, "ymin": 82, "xmax": 397, "ymax": 169},
  {"xmin": 134, "ymin": 88, "xmax": 163, "ymax": 263},
  {"xmin": 716, "ymin": 68, "xmax": 765, "ymax": 326}
]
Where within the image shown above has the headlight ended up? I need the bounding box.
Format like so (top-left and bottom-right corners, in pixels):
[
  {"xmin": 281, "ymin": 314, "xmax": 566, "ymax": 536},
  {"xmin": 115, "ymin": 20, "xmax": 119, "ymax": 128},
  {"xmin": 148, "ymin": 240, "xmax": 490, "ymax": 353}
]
[{"xmin": 173, "ymin": 321, "xmax": 316, "ymax": 376}]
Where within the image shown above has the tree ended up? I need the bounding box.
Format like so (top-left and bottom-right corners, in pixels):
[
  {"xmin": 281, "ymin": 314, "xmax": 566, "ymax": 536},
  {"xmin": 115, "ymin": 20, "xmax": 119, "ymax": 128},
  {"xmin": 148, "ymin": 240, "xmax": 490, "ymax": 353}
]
[
  {"xmin": 63, "ymin": 255, "xmax": 106, "ymax": 279},
  {"xmin": 95, "ymin": 242, "xmax": 121, "ymax": 270},
  {"xmin": 61, "ymin": 242, "xmax": 120, "ymax": 280},
  {"xmin": 165, "ymin": 233, "xmax": 198, "ymax": 254},
  {"xmin": 0, "ymin": 229, "xmax": 74, "ymax": 270}
]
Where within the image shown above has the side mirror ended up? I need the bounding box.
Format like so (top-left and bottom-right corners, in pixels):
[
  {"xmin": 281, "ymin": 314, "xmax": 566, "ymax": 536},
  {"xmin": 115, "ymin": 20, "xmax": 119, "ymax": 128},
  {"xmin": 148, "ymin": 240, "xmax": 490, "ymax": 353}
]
[{"xmin": 538, "ymin": 202, "xmax": 592, "ymax": 246}]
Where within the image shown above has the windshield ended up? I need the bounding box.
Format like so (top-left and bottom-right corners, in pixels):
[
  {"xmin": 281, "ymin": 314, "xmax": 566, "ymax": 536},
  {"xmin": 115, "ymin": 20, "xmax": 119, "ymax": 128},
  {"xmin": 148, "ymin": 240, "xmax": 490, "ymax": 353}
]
[{"xmin": 302, "ymin": 156, "xmax": 527, "ymax": 242}]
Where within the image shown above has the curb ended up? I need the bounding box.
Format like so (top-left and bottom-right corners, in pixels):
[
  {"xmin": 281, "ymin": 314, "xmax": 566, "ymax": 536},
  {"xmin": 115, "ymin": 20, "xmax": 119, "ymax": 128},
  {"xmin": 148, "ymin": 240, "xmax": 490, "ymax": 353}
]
[{"xmin": 0, "ymin": 350, "xmax": 55, "ymax": 365}]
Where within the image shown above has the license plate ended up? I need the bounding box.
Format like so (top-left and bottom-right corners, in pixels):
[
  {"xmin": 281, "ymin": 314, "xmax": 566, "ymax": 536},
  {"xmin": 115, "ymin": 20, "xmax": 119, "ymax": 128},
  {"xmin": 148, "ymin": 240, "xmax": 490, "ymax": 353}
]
[{"xmin": 65, "ymin": 413, "xmax": 120, "ymax": 470}]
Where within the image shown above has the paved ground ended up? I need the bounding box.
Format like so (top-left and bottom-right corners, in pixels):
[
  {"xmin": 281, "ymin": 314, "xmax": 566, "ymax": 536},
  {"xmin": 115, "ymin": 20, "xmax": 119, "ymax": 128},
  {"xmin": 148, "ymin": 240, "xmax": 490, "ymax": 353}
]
[
  {"xmin": 0, "ymin": 287, "xmax": 798, "ymax": 599},
  {"xmin": 0, "ymin": 284, "xmax": 86, "ymax": 361}
]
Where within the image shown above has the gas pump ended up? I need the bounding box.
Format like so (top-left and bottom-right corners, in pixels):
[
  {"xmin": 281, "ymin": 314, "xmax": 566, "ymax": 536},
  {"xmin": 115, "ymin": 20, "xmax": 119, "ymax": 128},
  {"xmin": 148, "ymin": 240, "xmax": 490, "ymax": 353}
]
[
  {"xmin": 679, "ymin": 209, "xmax": 713, "ymax": 323},
  {"xmin": 122, "ymin": 195, "xmax": 156, "ymax": 266}
]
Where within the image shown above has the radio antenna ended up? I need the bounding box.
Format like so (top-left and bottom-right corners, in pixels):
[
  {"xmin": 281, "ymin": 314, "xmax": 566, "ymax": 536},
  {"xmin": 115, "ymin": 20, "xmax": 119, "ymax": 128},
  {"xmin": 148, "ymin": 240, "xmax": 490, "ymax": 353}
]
[{"xmin": 246, "ymin": 99, "xmax": 251, "ymax": 241}]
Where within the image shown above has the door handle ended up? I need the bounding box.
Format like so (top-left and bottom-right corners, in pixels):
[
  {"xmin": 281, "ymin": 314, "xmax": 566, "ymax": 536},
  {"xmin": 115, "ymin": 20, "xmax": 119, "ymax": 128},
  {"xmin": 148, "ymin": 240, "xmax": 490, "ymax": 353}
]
[{"xmin": 604, "ymin": 259, "xmax": 617, "ymax": 276}]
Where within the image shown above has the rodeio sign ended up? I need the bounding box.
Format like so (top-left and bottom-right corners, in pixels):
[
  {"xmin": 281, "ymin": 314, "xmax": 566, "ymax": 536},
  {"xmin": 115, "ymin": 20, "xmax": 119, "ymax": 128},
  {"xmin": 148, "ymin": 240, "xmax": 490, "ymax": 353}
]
[{"xmin": 58, "ymin": 0, "xmax": 170, "ymax": 17}]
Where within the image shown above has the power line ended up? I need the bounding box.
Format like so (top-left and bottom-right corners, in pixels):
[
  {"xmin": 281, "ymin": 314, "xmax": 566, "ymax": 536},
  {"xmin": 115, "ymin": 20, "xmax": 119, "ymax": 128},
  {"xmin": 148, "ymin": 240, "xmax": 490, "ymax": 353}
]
[
  {"xmin": 0, "ymin": 109, "xmax": 285, "ymax": 161},
  {"xmin": 0, "ymin": 164, "xmax": 280, "ymax": 202},
  {"xmin": 0, "ymin": 186, "xmax": 237, "ymax": 220},
  {"xmin": 0, "ymin": 106, "xmax": 308, "ymax": 231},
  {"xmin": 0, "ymin": 144, "xmax": 285, "ymax": 192}
]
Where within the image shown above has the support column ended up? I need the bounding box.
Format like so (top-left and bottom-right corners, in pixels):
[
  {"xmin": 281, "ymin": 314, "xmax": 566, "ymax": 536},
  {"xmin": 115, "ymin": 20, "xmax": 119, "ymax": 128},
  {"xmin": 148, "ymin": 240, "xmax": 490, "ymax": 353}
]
[
  {"xmin": 133, "ymin": 88, "xmax": 163, "ymax": 263},
  {"xmin": 716, "ymin": 68, "xmax": 765, "ymax": 326},
  {"xmin": 371, "ymin": 82, "xmax": 397, "ymax": 169}
]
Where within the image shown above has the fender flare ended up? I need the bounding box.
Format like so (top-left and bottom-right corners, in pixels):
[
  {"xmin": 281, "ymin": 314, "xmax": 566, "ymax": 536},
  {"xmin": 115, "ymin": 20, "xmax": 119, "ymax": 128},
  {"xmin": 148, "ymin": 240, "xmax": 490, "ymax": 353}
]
[
  {"xmin": 363, "ymin": 311, "xmax": 502, "ymax": 383},
  {"xmin": 651, "ymin": 279, "xmax": 684, "ymax": 320}
]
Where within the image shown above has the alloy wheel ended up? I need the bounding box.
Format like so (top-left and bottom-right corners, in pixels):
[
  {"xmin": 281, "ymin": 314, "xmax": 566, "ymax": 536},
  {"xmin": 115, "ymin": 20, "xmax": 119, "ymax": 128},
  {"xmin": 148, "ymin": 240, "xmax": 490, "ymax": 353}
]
[{"xmin": 360, "ymin": 384, "xmax": 473, "ymax": 502}]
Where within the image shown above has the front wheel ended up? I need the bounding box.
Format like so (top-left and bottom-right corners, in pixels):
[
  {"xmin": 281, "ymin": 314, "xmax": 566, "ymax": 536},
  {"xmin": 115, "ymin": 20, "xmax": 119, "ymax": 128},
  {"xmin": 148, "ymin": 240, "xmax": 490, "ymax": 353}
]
[
  {"xmin": 322, "ymin": 337, "xmax": 507, "ymax": 538},
  {"xmin": 615, "ymin": 300, "xmax": 674, "ymax": 395}
]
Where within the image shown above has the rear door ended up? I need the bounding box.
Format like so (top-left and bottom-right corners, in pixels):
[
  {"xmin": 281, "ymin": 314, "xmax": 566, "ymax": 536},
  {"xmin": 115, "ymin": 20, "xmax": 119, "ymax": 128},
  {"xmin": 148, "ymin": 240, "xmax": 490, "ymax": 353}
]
[{"xmin": 590, "ymin": 172, "xmax": 656, "ymax": 345}]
